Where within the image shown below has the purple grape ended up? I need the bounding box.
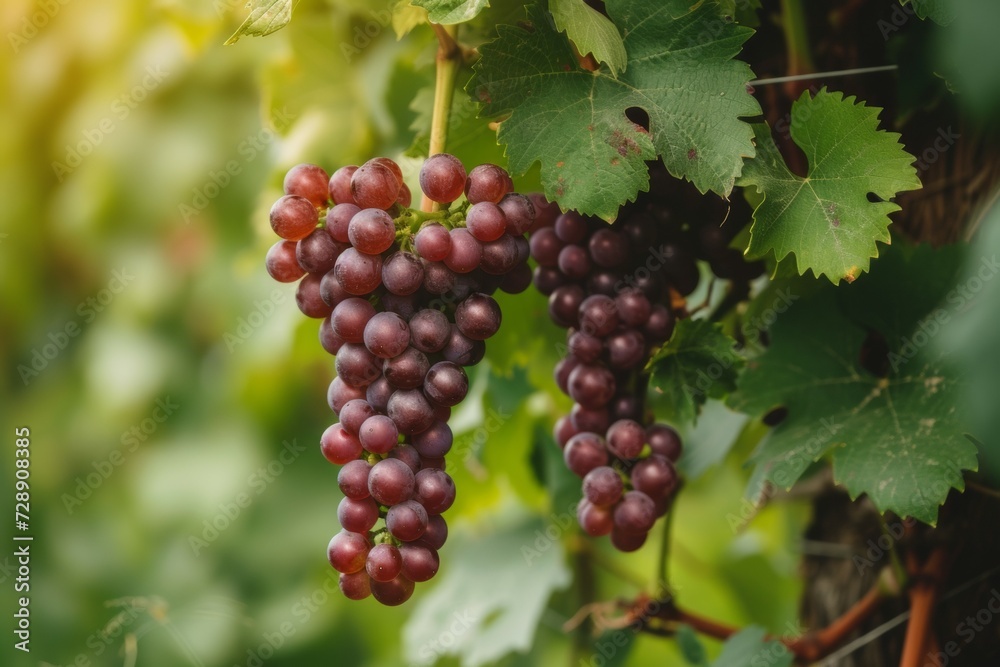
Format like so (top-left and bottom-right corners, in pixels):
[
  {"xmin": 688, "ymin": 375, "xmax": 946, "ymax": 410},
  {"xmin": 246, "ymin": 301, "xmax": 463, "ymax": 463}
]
[
  {"xmin": 419, "ymin": 153, "xmax": 466, "ymax": 203},
  {"xmin": 563, "ymin": 432, "xmax": 609, "ymax": 477},
  {"xmin": 338, "ymin": 496, "xmax": 379, "ymax": 533},
  {"xmin": 382, "ymin": 252, "xmax": 424, "ymax": 296},
  {"xmin": 387, "ymin": 389, "xmax": 434, "ymax": 435},
  {"xmin": 358, "ymin": 414, "xmax": 399, "ymax": 454},
  {"xmin": 332, "ymin": 297, "xmax": 376, "ymax": 343},
  {"xmin": 321, "ymin": 423, "xmax": 363, "ymax": 464},
  {"xmin": 366, "ymin": 543, "xmax": 403, "ymax": 582},
  {"xmin": 368, "ymin": 458, "xmax": 415, "ymax": 505},
  {"xmin": 270, "ymin": 194, "xmax": 318, "ymax": 241},
  {"xmin": 327, "ymin": 531, "xmax": 369, "ymax": 574},
  {"xmin": 386, "ymin": 500, "xmax": 429, "ymax": 541},
  {"xmin": 338, "ymin": 459, "xmax": 372, "ymax": 499},
  {"xmin": 266, "ymin": 240, "xmax": 306, "ymax": 283},
  {"xmin": 363, "ymin": 312, "xmax": 410, "ymax": 359},
  {"xmin": 409, "ymin": 309, "xmax": 451, "ymax": 353},
  {"xmin": 583, "ymin": 466, "xmax": 623, "ymax": 506},
  {"xmin": 328, "ymin": 165, "xmax": 358, "ymax": 205},
  {"xmin": 414, "ymin": 224, "xmax": 451, "ymax": 262}
]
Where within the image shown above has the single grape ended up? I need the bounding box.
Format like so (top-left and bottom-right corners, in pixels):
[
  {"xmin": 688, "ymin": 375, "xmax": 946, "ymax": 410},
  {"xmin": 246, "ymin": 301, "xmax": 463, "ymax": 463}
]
[
  {"xmin": 646, "ymin": 423, "xmax": 682, "ymax": 461},
  {"xmin": 606, "ymin": 419, "xmax": 646, "ymax": 459},
  {"xmin": 338, "ymin": 459, "xmax": 372, "ymax": 499},
  {"xmin": 320, "ymin": 268, "xmax": 349, "ymax": 308},
  {"xmin": 270, "ymin": 194, "xmax": 318, "ymax": 241},
  {"xmin": 296, "ymin": 273, "xmax": 333, "ymax": 318},
  {"xmin": 414, "ymin": 468, "xmax": 457, "ymax": 515},
  {"xmin": 326, "ymin": 203, "xmax": 360, "ymax": 243},
  {"xmin": 610, "ymin": 526, "xmax": 647, "ymax": 552},
  {"xmin": 284, "ymin": 163, "xmax": 330, "ymax": 208},
  {"xmin": 587, "ymin": 270, "xmax": 618, "ymax": 296},
  {"xmin": 422, "ymin": 261, "xmax": 456, "ymax": 295},
  {"xmin": 400, "ymin": 544, "xmax": 439, "ymax": 582},
  {"xmin": 444, "ymin": 228, "xmax": 482, "ymax": 274},
  {"xmin": 578, "ymin": 294, "xmax": 619, "ymax": 337},
  {"xmin": 570, "ymin": 403, "xmax": 610, "ymax": 434},
  {"xmin": 348, "ymin": 208, "xmax": 397, "ymax": 255},
  {"xmin": 606, "ymin": 329, "xmax": 646, "ymax": 369},
  {"xmin": 610, "ymin": 395, "xmax": 644, "ymax": 422},
  {"xmin": 370, "ymin": 574, "xmax": 414, "ymax": 606},
  {"xmin": 613, "ymin": 491, "xmax": 656, "ymax": 535},
  {"xmin": 380, "ymin": 293, "xmax": 418, "ymax": 321},
  {"xmin": 529, "ymin": 227, "xmax": 563, "ymax": 267},
  {"xmin": 554, "ymin": 356, "xmax": 580, "ymax": 394},
  {"xmin": 455, "ymin": 293, "xmax": 501, "ymax": 340},
  {"xmin": 588, "ymin": 228, "xmax": 628, "ymax": 268},
  {"xmin": 419, "ymin": 153, "xmax": 466, "ymax": 203},
  {"xmin": 386, "ymin": 389, "xmax": 435, "ymax": 435},
  {"xmin": 557, "ymin": 245, "xmax": 591, "ymax": 280},
  {"xmin": 421, "ymin": 515, "xmax": 449, "ymax": 550},
  {"xmin": 631, "ymin": 455, "xmax": 678, "ymax": 500},
  {"xmin": 409, "ymin": 309, "xmax": 451, "ymax": 353},
  {"xmin": 368, "ymin": 458, "xmax": 415, "ymax": 506},
  {"xmin": 328, "ymin": 165, "xmax": 358, "ymax": 205},
  {"xmin": 466, "ymin": 202, "xmax": 508, "ymax": 242},
  {"xmin": 320, "ymin": 423, "xmax": 363, "ymax": 464},
  {"xmin": 266, "ymin": 240, "xmax": 306, "ymax": 283},
  {"xmin": 382, "ymin": 252, "xmax": 424, "ymax": 296},
  {"xmin": 339, "ymin": 399, "xmax": 377, "ymax": 435},
  {"xmin": 644, "ymin": 305, "xmax": 675, "ymax": 342},
  {"xmin": 527, "ymin": 193, "xmax": 559, "ymax": 230},
  {"xmin": 383, "ymin": 347, "xmax": 430, "ymax": 390},
  {"xmin": 423, "ymin": 361, "xmax": 469, "ymax": 407},
  {"xmin": 554, "ymin": 416, "xmax": 579, "ymax": 448},
  {"xmin": 389, "ymin": 444, "xmax": 422, "ymax": 474},
  {"xmin": 339, "ymin": 571, "xmax": 371, "ymax": 600},
  {"xmin": 358, "ymin": 414, "xmax": 399, "ymax": 454},
  {"xmin": 568, "ymin": 331, "xmax": 603, "ymax": 364},
  {"xmin": 334, "ymin": 343, "xmax": 382, "ymax": 387},
  {"xmin": 567, "ymin": 364, "xmax": 616, "ymax": 409},
  {"xmin": 548, "ymin": 284, "xmax": 585, "ymax": 328},
  {"xmin": 412, "ymin": 421, "xmax": 453, "ymax": 458},
  {"xmin": 369, "ymin": 156, "xmax": 403, "ymax": 183},
  {"xmin": 366, "ymin": 543, "xmax": 403, "ymax": 582},
  {"xmin": 500, "ymin": 262, "xmax": 533, "ymax": 294},
  {"xmin": 555, "ymin": 212, "xmax": 588, "ymax": 244},
  {"xmin": 441, "ymin": 327, "xmax": 485, "ymax": 367},
  {"xmin": 386, "ymin": 500, "xmax": 429, "ymax": 542},
  {"xmin": 498, "ymin": 193, "xmax": 535, "ymax": 235},
  {"xmin": 577, "ymin": 499, "xmax": 614, "ymax": 537},
  {"xmin": 334, "ymin": 248, "xmax": 383, "ymax": 296},
  {"xmin": 563, "ymin": 432, "xmax": 609, "ymax": 477},
  {"xmin": 352, "ymin": 161, "xmax": 402, "ymax": 210},
  {"xmin": 328, "ymin": 377, "xmax": 366, "ymax": 414},
  {"xmin": 615, "ymin": 290, "xmax": 652, "ymax": 328},
  {"xmin": 364, "ymin": 311, "xmax": 410, "ymax": 359},
  {"xmin": 532, "ymin": 266, "xmax": 568, "ymax": 295},
  {"xmin": 414, "ymin": 224, "xmax": 451, "ymax": 262},
  {"xmin": 583, "ymin": 466, "xmax": 623, "ymax": 507},
  {"xmin": 465, "ymin": 164, "xmax": 510, "ymax": 204},
  {"xmin": 327, "ymin": 531, "xmax": 369, "ymax": 574},
  {"xmin": 480, "ymin": 234, "xmax": 519, "ymax": 275},
  {"xmin": 338, "ymin": 496, "xmax": 380, "ymax": 533},
  {"xmin": 331, "ymin": 297, "xmax": 376, "ymax": 343},
  {"xmin": 365, "ymin": 377, "xmax": 394, "ymax": 414}
]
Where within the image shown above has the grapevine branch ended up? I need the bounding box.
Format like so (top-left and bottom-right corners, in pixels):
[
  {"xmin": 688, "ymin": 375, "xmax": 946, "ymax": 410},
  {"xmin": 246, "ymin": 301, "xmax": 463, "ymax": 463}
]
[
  {"xmin": 635, "ymin": 568, "xmax": 898, "ymax": 661},
  {"xmin": 422, "ymin": 23, "xmax": 461, "ymax": 213},
  {"xmin": 899, "ymin": 548, "xmax": 948, "ymax": 667}
]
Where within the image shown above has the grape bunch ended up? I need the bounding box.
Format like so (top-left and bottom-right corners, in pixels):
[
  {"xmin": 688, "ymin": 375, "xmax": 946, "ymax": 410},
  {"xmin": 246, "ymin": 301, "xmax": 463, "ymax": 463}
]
[
  {"xmin": 263, "ymin": 153, "xmax": 534, "ymax": 605},
  {"xmin": 529, "ymin": 174, "xmax": 763, "ymax": 552}
]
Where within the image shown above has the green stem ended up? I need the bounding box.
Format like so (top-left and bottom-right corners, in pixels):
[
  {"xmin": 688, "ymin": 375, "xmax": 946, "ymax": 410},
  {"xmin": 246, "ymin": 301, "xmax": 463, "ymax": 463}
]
[
  {"xmin": 656, "ymin": 505, "xmax": 674, "ymax": 589},
  {"xmin": 422, "ymin": 23, "xmax": 461, "ymax": 213},
  {"xmin": 780, "ymin": 0, "xmax": 815, "ymax": 79}
]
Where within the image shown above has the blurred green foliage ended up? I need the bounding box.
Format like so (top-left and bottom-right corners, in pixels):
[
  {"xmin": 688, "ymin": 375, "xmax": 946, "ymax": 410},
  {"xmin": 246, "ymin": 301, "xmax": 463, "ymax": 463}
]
[{"xmin": 18, "ymin": 0, "xmax": 1000, "ymax": 665}]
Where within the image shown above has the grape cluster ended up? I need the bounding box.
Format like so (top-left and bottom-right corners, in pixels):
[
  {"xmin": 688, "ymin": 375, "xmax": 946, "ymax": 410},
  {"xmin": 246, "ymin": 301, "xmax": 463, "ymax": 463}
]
[
  {"xmin": 263, "ymin": 154, "xmax": 534, "ymax": 605},
  {"xmin": 529, "ymin": 178, "xmax": 763, "ymax": 552}
]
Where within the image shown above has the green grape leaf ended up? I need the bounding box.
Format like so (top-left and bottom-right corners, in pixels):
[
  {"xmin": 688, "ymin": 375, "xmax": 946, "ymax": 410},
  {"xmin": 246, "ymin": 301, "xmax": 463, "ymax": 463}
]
[
  {"xmin": 711, "ymin": 627, "xmax": 792, "ymax": 667},
  {"xmin": 413, "ymin": 0, "xmax": 490, "ymax": 24},
  {"xmin": 470, "ymin": 1, "xmax": 760, "ymax": 220},
  {"xmin": 549, "ymin": 0, "xmax": 628, "ymax": 76},
  {"xmin": 402, "ymin": 518, "xmax": 571, "ymax": 666},
  {"xmin": 738, "ymin": 90, "xmax": 922, "ymax": 284},
  {"xmin": 677, "ymin": 624, "xmax": 709, "ymax": 665},
  {"xmin": 902, "ymin": 0, "xmax": 956, "ymax": 25},
  {"xmin": 647, "ymin": 319, "xmax": 743, "ymax": 425},
  {"xmin": 224, "ymin": 0, "xmax": 292, "ymax": 45},
  {"xmin": 392, "ymin": 0, "xmax": 429, "ymax": 38},
  {"xmin": 729, "ymin": 244, "xmax": 977, "ymax": 525}
]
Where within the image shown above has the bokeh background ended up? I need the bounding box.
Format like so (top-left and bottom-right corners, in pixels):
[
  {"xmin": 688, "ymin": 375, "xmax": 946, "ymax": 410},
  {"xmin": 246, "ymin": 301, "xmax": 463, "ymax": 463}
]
[{"xmin": 2, "ymin": 1, "xmax": 999, "ymax": 666}]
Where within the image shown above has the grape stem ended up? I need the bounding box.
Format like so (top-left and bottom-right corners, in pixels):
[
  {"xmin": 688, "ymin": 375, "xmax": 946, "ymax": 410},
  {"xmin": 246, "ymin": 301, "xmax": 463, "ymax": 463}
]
[{"xmin": 422, "ymin": 23, "xmax": 461, "ymax": 214}]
